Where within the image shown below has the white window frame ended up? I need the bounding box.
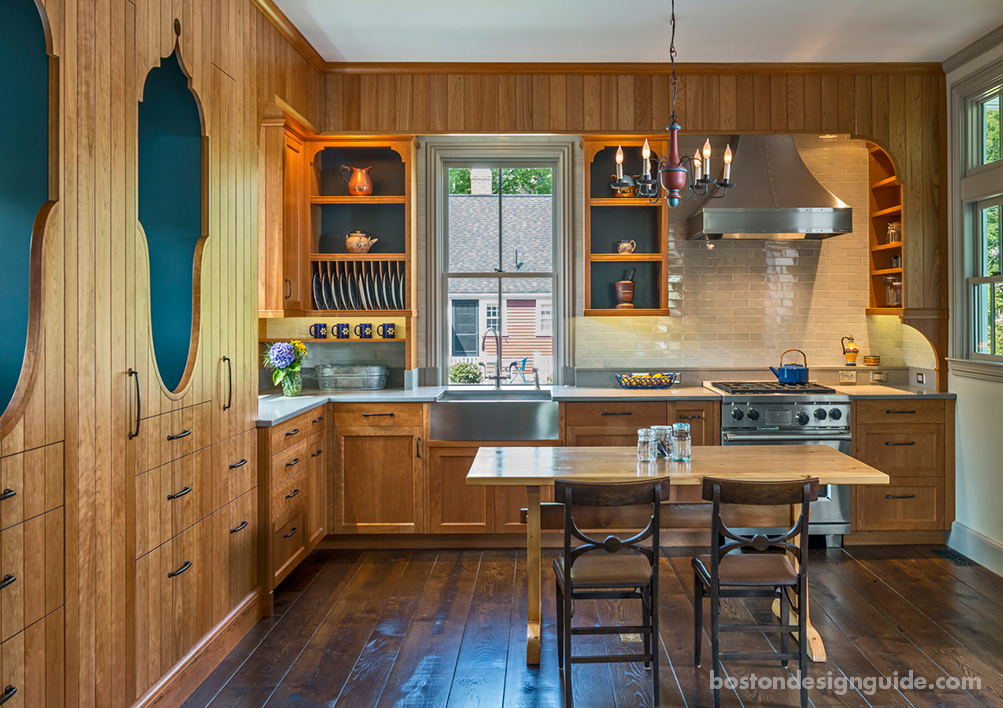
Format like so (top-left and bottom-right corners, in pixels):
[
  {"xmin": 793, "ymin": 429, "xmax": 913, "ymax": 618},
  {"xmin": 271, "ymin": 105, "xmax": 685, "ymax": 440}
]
[{"xmin": 423, "ymin": 137, "xmax": 575, "ymax": 386}]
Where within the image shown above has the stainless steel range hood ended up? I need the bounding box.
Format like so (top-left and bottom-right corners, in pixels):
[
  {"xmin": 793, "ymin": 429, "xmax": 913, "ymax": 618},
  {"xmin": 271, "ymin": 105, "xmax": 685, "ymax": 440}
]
[{"xmin": 687, "ymin": 135, "xmax": 853, "ymax": 241}]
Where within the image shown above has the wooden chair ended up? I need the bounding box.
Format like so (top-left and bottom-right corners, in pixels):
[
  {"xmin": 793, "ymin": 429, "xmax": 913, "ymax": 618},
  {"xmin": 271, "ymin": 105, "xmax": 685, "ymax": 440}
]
[
  {"xmin": 692, "ymin": 478, "xmax": 820, "ymax": 708},
  {"xmin": 553, "ymin": 479, "xmax": 670, "ymax": 708}
]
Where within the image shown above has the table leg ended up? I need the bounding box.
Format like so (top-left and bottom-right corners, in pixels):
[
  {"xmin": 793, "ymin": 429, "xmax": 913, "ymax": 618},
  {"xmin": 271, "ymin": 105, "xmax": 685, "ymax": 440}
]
[
  {"xmin": 526, "ymin": 485, "xmax": 542, "ymax": 665},
  {"xmin": 771, "ymin": 502, "xmax": 826, "ymax": 662}
]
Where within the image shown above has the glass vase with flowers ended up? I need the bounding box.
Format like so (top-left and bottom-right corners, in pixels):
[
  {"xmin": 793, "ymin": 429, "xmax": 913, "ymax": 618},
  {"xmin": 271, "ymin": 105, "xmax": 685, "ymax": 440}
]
[{"xmin": 263, "ymin": 340, "xmax": 308, "ymax": 397}]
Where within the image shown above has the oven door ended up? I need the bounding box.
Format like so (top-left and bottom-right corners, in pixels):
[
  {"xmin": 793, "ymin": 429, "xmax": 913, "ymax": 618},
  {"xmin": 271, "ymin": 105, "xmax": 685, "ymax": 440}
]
[{"xmin": 720, "ymin": 431, "xmax": 852, "ymax": 543}]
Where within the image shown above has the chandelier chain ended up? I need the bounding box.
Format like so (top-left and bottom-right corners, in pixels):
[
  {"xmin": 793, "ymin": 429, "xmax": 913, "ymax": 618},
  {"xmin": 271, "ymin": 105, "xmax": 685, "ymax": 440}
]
[{"xmin": 669, "ymin": 0, "xmax": 678, "ymax": 123}]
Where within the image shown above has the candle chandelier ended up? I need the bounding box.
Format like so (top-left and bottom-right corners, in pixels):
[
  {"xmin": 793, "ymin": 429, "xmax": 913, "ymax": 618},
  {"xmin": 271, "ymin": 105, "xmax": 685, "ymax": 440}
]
[{"xmin": 610, "ymin": 0, "xmax": 736, "ymax": 206}]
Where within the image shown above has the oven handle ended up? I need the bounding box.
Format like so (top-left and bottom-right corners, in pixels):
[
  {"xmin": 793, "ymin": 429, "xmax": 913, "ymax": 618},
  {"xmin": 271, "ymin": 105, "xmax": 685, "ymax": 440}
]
[{"xmin": 723, "ymin": 433, "xmax": 852, "ymax": 443}]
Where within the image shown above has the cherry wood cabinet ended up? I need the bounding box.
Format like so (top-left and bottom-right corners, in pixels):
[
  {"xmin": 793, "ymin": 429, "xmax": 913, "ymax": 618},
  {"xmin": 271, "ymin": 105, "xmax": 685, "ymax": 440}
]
[
  {"xmin": 565, "ymin": 400, "xmax": 720, "ymax": 447},
  {"xmin": 211, "ymin": 489, "xmax": 257, "ymax": 627},
  {"xmin": 426, "ymin": 446, "xmax": 491, "ymax": 534},
  {"xmin": 666, "ymin": 401, "xmax": 720, "ymax": 446}
]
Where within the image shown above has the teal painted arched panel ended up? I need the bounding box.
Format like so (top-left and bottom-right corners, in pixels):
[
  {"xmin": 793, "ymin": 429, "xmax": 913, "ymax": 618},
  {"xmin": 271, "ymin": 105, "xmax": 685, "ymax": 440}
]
[
  {"xmin": 0, "ymin": 0, "xmax": 48, "ymax": 413},
  {"xmin": 138, "ymin": 52, "xmax": 203, "ymax": 393}
]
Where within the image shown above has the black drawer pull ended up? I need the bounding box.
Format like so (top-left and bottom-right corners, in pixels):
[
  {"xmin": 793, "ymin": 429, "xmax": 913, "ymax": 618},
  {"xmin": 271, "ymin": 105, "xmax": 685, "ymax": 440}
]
[
  {"xmin": 600, "ymin": 411, "xmax": 632, "ymax": 416},
  {"xmin": 167, "ymin": 485, "xmax": 192, "ymax": 500},
  {"xmin": 679, "ymin": 415, "xmax": 703, "ymax": 420},
  {"xmin": 885, "ymin": 441, "xmax": 916, "ymax": 446},
  {"xmin": 311, "ymin": 449, "xmax": 323, "ymax": 458},
  {"xmin": 229, "ymin": 458, "xmax": 248, "ymax": 469},
  {"xmin": 285, "ymin": 457, "xmax": 300, "ymax": 468},
  {"xmin": 285, "ymin": 488, "xmax": 300, "ymax": 500},
  {"xmin": 283, "ymin": 527, "xmax": 299, "ymax": 539},
  {"xmin": 885, "ymin": 494, "xmax": 917, "ymax": 500},
  {"xmin": 229, "ymin": 520, "xmax": 248, "ymax": 534},
  {"xmin": 167, "ymin": 429, "xmax": 191, "ymax": 441},
  {"xmin": 362, "ymin": 412, "xmax": 394, "ymax": 417},
  {"xmin": 0, "ymin": 489, "xmax": 15, "ymax": 501},
  {"xmin": 285, "ymin": 428, "xmax": 300, "ymax": 437},
  {"xmin": 128, "ymin": 368, "xmax": 141, "ymax": 440},
  {"xmin": 168, "ymin": 560, "xmax": 191, "ymax": 578},
  {"xmin": 885, "ymin": 410, "xmax": 916, "ymax": 415},
  {"xmin": 0, "ymin": 574, "xmax": 15, "ymax": 590},
  {"xmin": 0, "ymin": 685, "xmax": 16, "ymax": 705},
  {"xmin": 312, "ymin": 415, "xmax": 324, "ymax": 424}
]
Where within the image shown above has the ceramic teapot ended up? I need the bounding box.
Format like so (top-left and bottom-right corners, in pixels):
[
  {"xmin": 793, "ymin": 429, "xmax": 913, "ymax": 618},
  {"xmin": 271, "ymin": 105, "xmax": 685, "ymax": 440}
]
[
  {"xmin": 339, "ymin": 164, "xmax": 374, "ymax": 196},
  {"xmin": 769, "ymin": 349, "xmax": 810, "ymax": 384},
  {"xmin": 346, "ymin": 230, "xmax": 378, "ymax": 253}
]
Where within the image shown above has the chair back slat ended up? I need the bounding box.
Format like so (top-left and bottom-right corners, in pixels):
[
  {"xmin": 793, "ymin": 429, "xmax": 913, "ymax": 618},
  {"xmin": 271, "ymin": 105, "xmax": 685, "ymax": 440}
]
[
  {"xmin": 555, "ymin": 479, "xmax": 671, "ymax": 507},
  {"xmin": 701, "ymin": 478, "xmax": 820, "ymax": 506}
]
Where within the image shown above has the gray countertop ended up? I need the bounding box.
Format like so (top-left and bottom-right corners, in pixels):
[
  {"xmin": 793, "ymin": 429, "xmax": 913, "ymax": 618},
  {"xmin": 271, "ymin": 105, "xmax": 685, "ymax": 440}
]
[{"xmin": 258, "ymin": 384, "xmax": 954, "ymax": 426}]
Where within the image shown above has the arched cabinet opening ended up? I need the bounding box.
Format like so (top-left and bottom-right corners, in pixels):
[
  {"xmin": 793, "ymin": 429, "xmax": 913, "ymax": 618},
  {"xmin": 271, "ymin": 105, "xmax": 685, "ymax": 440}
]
[
  {"xmin": 138, "ymin": 48, "xmax": 206, "ymax": 394},
  {"xmin": 0, "ymin": 0, "xmax": 51, "ymax": 419}
]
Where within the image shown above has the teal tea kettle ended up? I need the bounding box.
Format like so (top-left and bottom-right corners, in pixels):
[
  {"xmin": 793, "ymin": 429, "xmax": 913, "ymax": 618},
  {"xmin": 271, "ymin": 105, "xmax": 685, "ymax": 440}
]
[{"xmin": 769, "ymin": 349, "xmax": 810, "ymax": 385}]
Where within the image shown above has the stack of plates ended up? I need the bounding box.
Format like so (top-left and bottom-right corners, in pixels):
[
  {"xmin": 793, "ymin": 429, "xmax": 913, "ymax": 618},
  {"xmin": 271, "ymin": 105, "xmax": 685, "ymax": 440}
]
[{"xmin": 312, "ymin": 262, "xmax": 406, "ymax": 311}]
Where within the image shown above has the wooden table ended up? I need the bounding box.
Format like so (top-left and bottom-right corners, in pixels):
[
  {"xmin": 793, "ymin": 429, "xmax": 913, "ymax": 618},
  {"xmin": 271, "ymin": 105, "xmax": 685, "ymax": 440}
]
[{"xmin": 466, "ymin": 445, "xmax": 889, "ymax": 666}]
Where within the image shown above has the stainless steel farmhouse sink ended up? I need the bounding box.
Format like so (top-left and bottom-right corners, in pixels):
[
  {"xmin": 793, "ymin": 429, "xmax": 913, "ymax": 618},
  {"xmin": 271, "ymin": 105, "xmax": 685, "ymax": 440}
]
[{"xmin": 430, "ymin": 388, "xmax": 560, "ymax": 441}]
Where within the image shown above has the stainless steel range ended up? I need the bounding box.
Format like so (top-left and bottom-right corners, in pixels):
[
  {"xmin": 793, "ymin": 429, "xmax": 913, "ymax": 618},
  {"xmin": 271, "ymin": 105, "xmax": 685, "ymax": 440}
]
[{"xmin": 706, "ymin": 381, "xmax": 852, "ymax": 547}]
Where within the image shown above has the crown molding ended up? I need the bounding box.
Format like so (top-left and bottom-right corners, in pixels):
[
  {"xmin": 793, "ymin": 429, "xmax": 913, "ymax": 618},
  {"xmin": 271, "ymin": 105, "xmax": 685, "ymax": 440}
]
[
  {"xmin": 250, "ymin": 0, "xmax": 325, "ymax": 72},
  {"xmin": 943, "ymin": 22, "xmax": 1003, "ymax": 75}
]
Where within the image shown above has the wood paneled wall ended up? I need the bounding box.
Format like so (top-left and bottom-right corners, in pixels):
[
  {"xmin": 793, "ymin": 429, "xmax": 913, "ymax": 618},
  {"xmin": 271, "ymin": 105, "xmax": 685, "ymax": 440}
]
[
  {"xmin": 323, "ymin": 64, "xmax": 950, "ymax": 380},
  {"xmin": 2, "ymin": 0, "xmax": 323, "ymax": 706}
]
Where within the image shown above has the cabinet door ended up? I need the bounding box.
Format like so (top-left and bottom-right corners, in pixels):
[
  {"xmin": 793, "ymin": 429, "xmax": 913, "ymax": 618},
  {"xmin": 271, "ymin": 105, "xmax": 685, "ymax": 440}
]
[
  {"xmin": 211, "ymin": 489, "xmax": 257, "ymax": 625},
  {"xmin": 305, "ymin": 431, "xmax": 326, "ymax": 549},
  {"xmin": 134, "ymin": 544, "xmax": 174, "ymax": 695},
  {"xmin": 494, "ymin": 486, "xmax": 555, "ymax": 534},
  {"xmin": 427, "ymin": 447, "xmax": 492, "ymax": 534},
  {"xmin": 169, "ymin": 519, "xmax": 212, "ymax": 661},
  {"xmin": 666, "ymin": 401, "xmax": 719, "ymax": 446},
  {"xmin": 333, "ymin": 427, "xmax": 423, "ymax": 534}
]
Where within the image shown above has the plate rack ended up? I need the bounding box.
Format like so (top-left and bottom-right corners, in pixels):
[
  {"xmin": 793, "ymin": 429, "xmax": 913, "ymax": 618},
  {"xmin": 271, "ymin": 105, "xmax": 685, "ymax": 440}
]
[{"xmin": 311, "ymin": 256, "xmax": 407, "ymax": 312}]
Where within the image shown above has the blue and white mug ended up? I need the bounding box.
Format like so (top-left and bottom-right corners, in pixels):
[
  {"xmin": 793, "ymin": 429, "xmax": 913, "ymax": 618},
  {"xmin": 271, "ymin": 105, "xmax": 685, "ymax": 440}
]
[{"xmin": 354, "ymin": 323, "xmax": 373, "ymax": 339}]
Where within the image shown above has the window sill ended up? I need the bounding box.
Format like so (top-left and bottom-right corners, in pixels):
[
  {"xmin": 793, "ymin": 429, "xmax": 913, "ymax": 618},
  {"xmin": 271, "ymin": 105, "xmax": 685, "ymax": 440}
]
[{"xmin": 947, "ymin": 357, "xmax": 1003, "ymax": 383}]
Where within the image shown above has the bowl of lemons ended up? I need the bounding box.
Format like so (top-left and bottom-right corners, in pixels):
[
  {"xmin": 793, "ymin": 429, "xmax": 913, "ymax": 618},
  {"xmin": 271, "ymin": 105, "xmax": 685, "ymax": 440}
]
[{"xmin": 614, "ymin": 372, "xmax": 679, "ymax": 389}]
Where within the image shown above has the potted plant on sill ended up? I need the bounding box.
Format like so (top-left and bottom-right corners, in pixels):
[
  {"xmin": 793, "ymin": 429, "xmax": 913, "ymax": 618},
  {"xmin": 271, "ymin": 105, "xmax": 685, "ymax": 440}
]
[{"xmin": 263, "ymin": 340, "xmax": 308, "ymax": 397}]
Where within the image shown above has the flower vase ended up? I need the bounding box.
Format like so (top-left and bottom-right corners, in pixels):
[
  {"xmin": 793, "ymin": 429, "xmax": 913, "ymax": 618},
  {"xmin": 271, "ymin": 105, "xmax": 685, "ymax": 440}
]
[{"xmin": 281, "ymin": 370, "xmax": 302, "ymax": 397}]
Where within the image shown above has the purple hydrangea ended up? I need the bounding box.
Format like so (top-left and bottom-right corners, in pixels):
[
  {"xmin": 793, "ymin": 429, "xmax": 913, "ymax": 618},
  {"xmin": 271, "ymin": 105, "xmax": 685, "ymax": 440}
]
[{"xmin": 268, "ymin": 342, "xmax": 296, "ymax": 369}]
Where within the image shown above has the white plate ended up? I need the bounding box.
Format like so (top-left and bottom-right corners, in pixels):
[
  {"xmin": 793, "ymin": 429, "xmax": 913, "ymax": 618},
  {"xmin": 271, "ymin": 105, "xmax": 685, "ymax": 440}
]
[
  {"xmin": 312, "ymin": 273, "xmax": 324, "ymax": 310},
  {"xmin": 357, "ymin": 273, "xmax": 369, "ymax": 310}
]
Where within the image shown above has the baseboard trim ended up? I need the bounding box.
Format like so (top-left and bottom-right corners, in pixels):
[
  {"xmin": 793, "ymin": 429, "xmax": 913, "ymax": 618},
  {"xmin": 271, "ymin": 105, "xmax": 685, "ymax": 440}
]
[
  {"xmin": 131, "ymin": 590, "xmax": 264, "ymax": 708},
  {"xmin": 948, "ymin": 521, "xmax": 1003, "ymax": 576},
  {"xmin": 844, "ymin": 530, "xmax": 948, "ymax": 545},
  {"xmin": 318, "ymin": 530, "xmax": 716, "ymax": 550}
]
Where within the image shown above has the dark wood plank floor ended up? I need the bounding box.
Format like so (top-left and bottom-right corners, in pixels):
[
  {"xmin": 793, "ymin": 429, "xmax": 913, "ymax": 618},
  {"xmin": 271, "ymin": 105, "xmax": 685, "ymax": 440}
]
[{"xmin": 185, "ymin": 545, "xmax": 1003, "ymax": 708}]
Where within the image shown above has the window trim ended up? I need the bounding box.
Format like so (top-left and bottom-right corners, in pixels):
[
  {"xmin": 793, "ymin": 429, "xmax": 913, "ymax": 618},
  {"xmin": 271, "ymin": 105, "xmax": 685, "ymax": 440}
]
[
  {"xmin": 536, "ymin": 298, "xmax": 553, "ymax": 337},
  {"xmin": 422, "ymin": 137, "xmax": 576, "ymax": 385}
]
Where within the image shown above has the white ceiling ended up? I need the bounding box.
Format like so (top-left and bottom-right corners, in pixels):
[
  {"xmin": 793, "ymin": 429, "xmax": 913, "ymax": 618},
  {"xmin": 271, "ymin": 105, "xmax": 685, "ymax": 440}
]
[{"xmin": 275, "ymin": 0, "xmax": 1003, "ymax": 64}]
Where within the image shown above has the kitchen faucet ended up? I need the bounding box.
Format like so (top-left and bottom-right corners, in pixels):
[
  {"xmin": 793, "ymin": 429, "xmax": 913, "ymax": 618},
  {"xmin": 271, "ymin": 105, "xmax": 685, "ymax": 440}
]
[{"xmin": 482, "ymin": 327, "xmax": 502, "ymax": 389}]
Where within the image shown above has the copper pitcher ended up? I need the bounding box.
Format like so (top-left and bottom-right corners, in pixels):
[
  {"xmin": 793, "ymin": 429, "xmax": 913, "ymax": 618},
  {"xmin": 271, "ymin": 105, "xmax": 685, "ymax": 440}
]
[{"xmin": 339, "ymin": 164, "xmax": 373, "ymax": 196}]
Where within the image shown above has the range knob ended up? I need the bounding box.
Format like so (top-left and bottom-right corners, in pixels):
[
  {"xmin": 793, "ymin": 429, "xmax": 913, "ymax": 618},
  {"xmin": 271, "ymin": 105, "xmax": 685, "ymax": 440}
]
[
  {"xmin": 731, "ymin": 408, "xmax": 744, "ymax": 421},
  {"xmin": 814, "ymin": 408, "xmax": 827, "ymax": 420},
  {"xmin": 829, "ymin": 408, "xmax": 843, "ymax": 421},
  {"xmin": 796, "ymin": 410, "xmax": 810, "ymax": 426},
  {"xmin": 746, "ymin": 408, "xmax": 760, "ymax": 421}
]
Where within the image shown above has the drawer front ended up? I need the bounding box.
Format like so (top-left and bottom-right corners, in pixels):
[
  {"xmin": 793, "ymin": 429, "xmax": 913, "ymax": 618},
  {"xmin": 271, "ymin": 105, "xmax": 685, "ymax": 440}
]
[
  {"xmin": 137, "ymin": 402, "xmax": 211, "ymax": 472},
  {"xmin": 211, "ymin": 489, "xmax": 258, "ymax": 626},
  {"xmin": 856, "ymin": 481, "xmax": 944, "ymax": 531},
  {"xmin": 270, "ymin": 439, "xmax": 308, "ymax": 489},
  {"xmin": 272, "ymin": 508, "xmax": 306, "ymax": 586},
  {"xmin": 1, "ymin": 509, "xmax": 64, "ymax": 643},
  {"xmin": 226, "ymin": 430, "xmax": 256, "ymax": 504},
  {"xmin": 0, "ymin": 609, "xmax": 65, "ymax": 708},
  {"xmin": 307, "ymin": 406, "xmax": 327, "ymax": 437},
  {"xmin": 0, "ymin": 443, "xmax": 63, "ymax": 531},
  {"xmin": 271, "ymin": 468, "xmax": 307, "ymax": 523},
  {"xmin": 135, "ymin": 449, "xmax": 212, "ymax": 558},
  {"xmin": 329, "ymin": 403, "xmax": 424, "ymax": 428},
  {"xmin": 855, "ymin": 426, "xmax": 944, "ymax": 478},
  {"xmin": 565, "ymin": 401, "xmax": 667, "ymax": 429},
  {"xmin": 268, "ymin": 413, "xmax": 311, "ymax": 455},
  {"xmin": 855, "ymin": 399, "xmax": 945, "ymax": 425},
  {"xmin": 306, "ymin": 432, "xmax": 326, "ymax": 548}
]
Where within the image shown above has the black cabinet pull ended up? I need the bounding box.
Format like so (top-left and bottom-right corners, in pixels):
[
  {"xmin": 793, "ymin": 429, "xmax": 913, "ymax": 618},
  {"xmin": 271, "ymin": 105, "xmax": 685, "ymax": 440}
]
[
  {"xmin": 168, "ymin": 560, "xmax": 192, "ymax": 578},
  {"xmin": 600, "ymin": 411, "xmax": 632, "ymax": 416},
  {"xmin": 286, "ymin": 457, "xmax": 300, "ymax": 468},
  {"xmin": 885, "ymin": 441, "xmax": 916, "ymax": 446},
  {"xmin": 167, "ymin": 486, "xmax": 192, "ymax": 500},
  {"xmin": 311, "ymin": 449, "xmax": 323, "ymax": 458},
  {"xmin": 229, "ymin": 520, "xmax": 248, "ymax": 534},
  {"xmin": 312, "ymin": 415, "xmax": 324, "ymax": 424},
  {"xmin": 285, "ymin": 428, "xmax": 300, "ymax": 437},
  {"xmin": 283, "ymin": 527, "xmax": 298, "ymax": 539},
  {"xmin": 229, "ymin": 458, "xmax": 248, "ymax": 469},
  {"xmin": 167, "ymin": 429, "xmax": 191, "ymax": 441},
  {"xmin": 284, "ymin": 278, "xmax": 292, "ymax": 300},
  {"xmin": 885, "ymin": 494, "xmax": 917, "ymax": 500},
  {"xmin": 0, "ymin": 574, "xmax": 15, "ymax": 590},
  {"xmin": 0, "ymin": 489, "xmax": 15, "ymax": 501},
  {"xmin": 128, "ymin": 368, "xmax": 141, "ymax": 440},
  {"xmin": 679, "ymin": 415, "xmax": 703, "ymax": 420},
  {"xmin": 222, "ymin": 355, "xmax": 233, "ymax": 411},
  {"xmin": 416, "ymin": 436, "xmax": 421, "ymax": 459},
  {"xmin": 362, "ymin": 412, "xmax": 394, "ymax": 417},
  {"xmin": 885, "ymin": 409, "xmax": 916, "ymax": 415},
  {"xmin": 285, "ymin": 488, "xmax": 300, "ymax": 499},
  {"xmin": 0, "ymin": 685, "xmax": 16, "ymax": 705}
]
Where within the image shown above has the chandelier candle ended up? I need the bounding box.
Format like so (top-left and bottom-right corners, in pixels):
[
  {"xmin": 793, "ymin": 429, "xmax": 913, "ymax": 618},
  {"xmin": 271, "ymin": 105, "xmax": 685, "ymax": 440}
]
[
  {"xmin": 703, "ymin": 140, "xmax": 712, "ymax": 178},
  {"xmin": 642, "ymin": 140, "xmax": 651, "ymax": 178},
  {"xmin": 615, "ymin": 145, "xmax": 624, "ymax": 181},
  {"xmin": 724, "ymin": 145, "xmax": 733, "ymax": 181}
]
